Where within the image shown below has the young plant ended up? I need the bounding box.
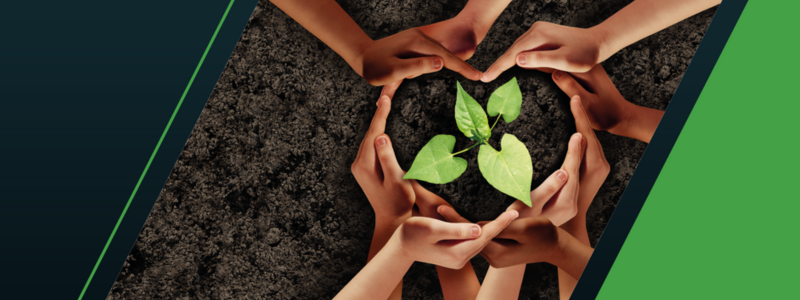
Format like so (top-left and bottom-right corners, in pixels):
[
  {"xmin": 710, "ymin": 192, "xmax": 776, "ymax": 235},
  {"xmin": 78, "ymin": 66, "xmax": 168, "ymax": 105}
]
[{"xmin": 404, "ymin": 78, "xmax": 534, "ymax": 206}]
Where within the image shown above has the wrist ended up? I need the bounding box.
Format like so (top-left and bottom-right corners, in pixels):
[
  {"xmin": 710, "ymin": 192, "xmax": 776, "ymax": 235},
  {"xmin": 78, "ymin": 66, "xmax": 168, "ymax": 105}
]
[
  {"xmin": 348, "ymin": 38, "xmax": 374, "ymax": 76},
  {"xmin": 455, "ymin": 6, "xmax": 491, "ymax": 42},
  {"xmin": 589, "ymin": 23, "xmax": 614, "ymax": 64}
]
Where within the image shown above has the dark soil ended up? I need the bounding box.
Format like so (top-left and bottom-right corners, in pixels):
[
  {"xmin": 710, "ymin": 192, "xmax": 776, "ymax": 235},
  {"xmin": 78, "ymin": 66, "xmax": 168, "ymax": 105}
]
[{"xmin": 108, "ymin": 0, "xmax": 715, "ymax": 299}]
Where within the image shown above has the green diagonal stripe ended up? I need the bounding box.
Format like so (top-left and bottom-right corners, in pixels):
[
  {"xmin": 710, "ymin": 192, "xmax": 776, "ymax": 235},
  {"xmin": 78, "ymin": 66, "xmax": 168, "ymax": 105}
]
[{"xmin": 77, "ymin": 1, "xmax": 236, "ymax": 299}]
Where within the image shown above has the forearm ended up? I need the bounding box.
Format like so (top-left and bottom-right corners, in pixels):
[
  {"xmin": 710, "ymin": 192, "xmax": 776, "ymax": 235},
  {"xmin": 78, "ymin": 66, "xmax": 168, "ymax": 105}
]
[
  {"xmin": 550, "ymin": 228, "xmax": 593, "ymax": 280},
  {"xmin": 593, "ymin": 0, "xmax": 721, "ymax": 61},
  {"xmin": 334, "ymin": 239, "xmax": 414, "ymax": 300},
  {"xmin": 436, "ymin": 262, "xmax": 481, "ymax": 300},
  {"xmin": 459, "ymin": 0, "xmax": 514, "ymax": 37},
  {"xmin": 476, "ymin": 265, "xmax": 526, "ymax": 300},
  {"xmin": 556, "ymin": 218, "xmax": 589, "ymax": 299},
  {"xmin": 369, "ymin": 217, "xmax": 408, "ymax": 300},
  {"xmin": 269, "ymin": 0, "xmax": 372, "ymax": 72},
  {"xmin": 613, "ymin": 104, "xmax": 664, "ymax": 143}
]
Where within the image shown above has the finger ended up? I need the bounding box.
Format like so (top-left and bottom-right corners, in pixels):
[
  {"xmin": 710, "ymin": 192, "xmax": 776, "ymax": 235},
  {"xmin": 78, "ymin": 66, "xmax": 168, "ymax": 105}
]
[
  {"xmin": 562, "ymin": 132, "xmax": 586, "ymax": 174},
  {"xmin": 411, "ymin": 181, "xmax": 451, "ymax": 220},
  {"xmin": 552, "ymin": 70, "xmax": 593, "ymax": 100},
  {"xmin": 570, "ymin": 96, "xmax": 599, "ymax": 145},
  {"xmin": 437, "ymin": 205, "xmax": 471, "ymax": 223},
  {"xmin": 429, "ymin": 219, "xmax": 482, "ymax": 240},
  {"xmin": 380, "ymin": 80, "xmax": 403, "ymax": 103},
  {"xmin": 517, "ymin": 49, "xmax": 591, "ymax": 72},
  {"xmin": 357, "ymin": 95, "xmax": 392, "ymax": 168},
  {"xmin": 392, "ymin": 56, "xmax": 444, "ymax": 80},
  {"xmin": 411, "ymin": 40, "xmax": 482, "ymax": 81},
  {"xmin": 374, "ymin": 134, "xmax": 406, "ymax": 183},
  {"xmin": 474, "ymin": 210, "xmax": 520, "ymax": 244},
  {"xmin": 481, "ymin": 34, "xmax": 546, "ymax": 82},
  {"xmin": 528, "ymin": 169, "xmax": 569, "ymax": 213},
  {"xmin": 494, "ymin": 218, "xmax": 529, "ymax": 240}
]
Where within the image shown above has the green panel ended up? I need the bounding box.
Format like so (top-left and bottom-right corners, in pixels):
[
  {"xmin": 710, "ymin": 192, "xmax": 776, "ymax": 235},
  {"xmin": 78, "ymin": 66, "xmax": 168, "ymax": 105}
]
[{"xmin": 597, "ymin": 1, "xmax": 800, "ymax": 299}]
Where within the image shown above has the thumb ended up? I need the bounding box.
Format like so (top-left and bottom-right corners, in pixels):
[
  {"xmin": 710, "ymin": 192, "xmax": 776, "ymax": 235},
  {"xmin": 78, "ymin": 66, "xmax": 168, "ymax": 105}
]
[
  {"xmin": 430, "ymin": 219, "xmax": 482, "ymax": 240},
  {"xmin": 374, "ymin": 134, "xmax": 406, "ymax": 183},
  {"xmin": 552, "ymin": 70, "xmax": 592, "ymax": 100}
]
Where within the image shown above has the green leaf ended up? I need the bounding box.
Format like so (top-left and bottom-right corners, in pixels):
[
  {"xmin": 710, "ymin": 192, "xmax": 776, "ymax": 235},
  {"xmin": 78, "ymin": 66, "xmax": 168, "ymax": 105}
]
[
  {"xmin": 478, "ymin": 134, "xmax": 533, "ymax": 205},
  {"xmin": 487, "ymin": 77, "xmax": 523, "ymax": 123},
  {"xmin": 455, "ymin": 81, "xmax": 491, "ymax": 141},
  {"xmin": 404, "ymin": 135, "xmax": 468, "ymax": 184}
]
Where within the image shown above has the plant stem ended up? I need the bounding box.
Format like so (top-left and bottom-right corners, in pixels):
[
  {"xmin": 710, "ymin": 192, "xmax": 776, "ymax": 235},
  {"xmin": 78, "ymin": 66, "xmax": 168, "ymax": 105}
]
[
  {"xmin": 452, "ymin": 142, "xmax": 481, "ymax": 156},
  {"xmin": 490, "ymin": 114, "xmax": 501, "ymax": 131}
]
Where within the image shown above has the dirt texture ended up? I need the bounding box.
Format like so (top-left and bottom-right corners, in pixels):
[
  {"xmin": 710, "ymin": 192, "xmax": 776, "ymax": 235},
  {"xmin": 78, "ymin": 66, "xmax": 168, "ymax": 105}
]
[{"xmin": 108, "ymin": 0, "xmax": 715, "ymax": 299}]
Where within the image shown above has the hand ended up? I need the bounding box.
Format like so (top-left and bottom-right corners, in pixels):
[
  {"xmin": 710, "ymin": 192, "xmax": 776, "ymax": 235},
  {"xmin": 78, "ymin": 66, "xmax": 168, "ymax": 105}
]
[
  {"xmin": 508, "ymin": 132, "xmax": 586, "ymax": 226},
  {"xmin": 419, "ymin": 15, "xmax": 482, "ymax": 61},
  {"xmin": 570, "ymin": 95, "xmax": 611, "ymax": 216},
  {"xmin": 395, "ymin": 209, "xmax": 519, "ymax": 269},
  {"xmin": 552, "ymin": 65, "xmax": 630, "ymax": 132},
  {"xmin": 481, "ymin": 21, "xmax": 605, "ymax": 82},
  {"xmin": 357, "ymin": 28, "xmax": 482, "ymax": 86},
  {"xmin": 477, "ymin": 217, "xmax": 561, "ymax": 268},
  {"xmin": 351, "ymin": 95, "xmax": 415, "ymax": 223},
  {"xmin": 553, "ymin": 66, "xmax": 664, "ymax": 143}
]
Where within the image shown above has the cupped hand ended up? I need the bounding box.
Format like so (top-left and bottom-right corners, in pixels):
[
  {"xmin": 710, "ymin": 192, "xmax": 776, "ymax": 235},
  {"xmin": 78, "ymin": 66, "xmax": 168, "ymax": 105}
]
[
  {"xmin": 508, "ymin": 132, "xmax": 586, "ymax": 226},
  {"xmin": 552, "ymin": 64, "xmax": 631, "ymax": 132},
  {"xmin": 569, "ymin": 95, "xmax": 611, "ymax": 217},
  {"xmin": 357, "ymin": 28, "xmax": 482, "ymax": 86},
  {"xmin": 351, "ymin": 95, "xmax": 415, "ymax": 222},
  {"xmin": 482, "ymin": 21, "xmax": 605, "ymax": 82},
  {"xmin": 396, "ymin": 208, "xmax": 519, "ymax": 269}
]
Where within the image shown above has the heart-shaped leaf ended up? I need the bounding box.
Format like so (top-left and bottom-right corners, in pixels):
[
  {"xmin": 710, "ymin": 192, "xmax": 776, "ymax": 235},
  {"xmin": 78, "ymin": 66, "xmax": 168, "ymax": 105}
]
[
  {"xmin": 455, "ymin": 81, "xmax": 491, "ymax": 141},
  {"xmin": 404, "ymin": 135, "xmax": 468, "ymax": 184},
  {"xmin": 478, "ymin": 134, "xmax": 533, "ymax": 205},
  {"xmin": 487, "ymin": 77, "xmax": 522, "ymax": 123}
]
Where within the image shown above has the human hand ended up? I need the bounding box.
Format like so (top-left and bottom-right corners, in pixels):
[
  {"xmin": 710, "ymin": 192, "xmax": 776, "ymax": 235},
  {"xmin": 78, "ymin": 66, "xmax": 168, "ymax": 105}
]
[
  {"xmin": 419, "ymin": 16, "xmax": 483, "ymax": 61},
  {"xmin": 476, "ymin": 216, "xmax": 562, "ymax": 268},
  {"xmin": 481, "ymin": 21, "xmax": 605, "ymax": 82},
  {"xmin": 570, "ymin": 95, "xmax": 611, "ymax": 215},
  {"xmin": 351, "ymin": 95, "xmax": 414, "ymax": 223},
  {"xmin": 507, "ymin": 132, "xmax": 586, "ymax": 226},
  {"xmin": 356, "ymin": 28, "xmax": 482, "ymax": 86},
  {"xmin": 551, "ymin": 64, "xmax": 630, "ymax": 132},
  {"xmin": 553, "ymin": 65, "xmax": 663, "ymax": 143},
  {"xmin": 394, "ymin": 209, "xmax": 519, "ymax": 269}
]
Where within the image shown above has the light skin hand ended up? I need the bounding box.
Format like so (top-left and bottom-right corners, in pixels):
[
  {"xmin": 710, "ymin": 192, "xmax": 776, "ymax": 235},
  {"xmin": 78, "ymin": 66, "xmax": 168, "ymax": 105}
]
[
  {"xmin": 269, "ymin": 0, "xmax": 480, "ymax": 87},
  {"xmin": 508, "ymin": 132, "xmax": 586, "ymax": 226},
  {"xmin": 481, "ymin": 0, "xmax": 721, "ymax": 81},
  {"xmin": 552, "ymin": 65, "xmax": 664, "ymax": 143},
  {"xmin": 411, "ymin": 181, "xmax": 482, "ymax": 300},
  {"xmin": 351, "ymin": 94, "xmax": 414, "ymax": 299}
]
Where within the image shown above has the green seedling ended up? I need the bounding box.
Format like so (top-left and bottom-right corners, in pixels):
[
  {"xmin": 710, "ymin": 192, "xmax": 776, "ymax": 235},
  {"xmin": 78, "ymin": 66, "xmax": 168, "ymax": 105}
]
[{"xmin": 404, "ymin": 78, "xmax": 534, "ymax": 206}]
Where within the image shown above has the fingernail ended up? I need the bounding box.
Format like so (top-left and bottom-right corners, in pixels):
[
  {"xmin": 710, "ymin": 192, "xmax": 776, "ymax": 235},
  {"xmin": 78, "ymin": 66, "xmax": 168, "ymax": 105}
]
[
  {"xmin": 518, "ymin": 54, "xmax": 526, "ymax": 65},
  {"xmin": 433, "ymin": 57, "xmax": 442, "ymax": 69},
  {"xmin": 553, "ymin": 70, "xmax": 562, "ymax": 80},
  {"xmin": 376, "ymin": 136, "xmax": 388, "ymax": 146},
  {"xmin": 471, "ymin": 225, "xmax": 480, "ymax": 238},
  {"xmin": 377, "ymin": 95, "xmax": 389, "ymax": 107},
  {"xmin": 510, "ymin": 210, "xmax": 519, "ymax": 218},
  {"xmin": 556, "ymin": 170, "xmax": 567, "ymax": 182}
]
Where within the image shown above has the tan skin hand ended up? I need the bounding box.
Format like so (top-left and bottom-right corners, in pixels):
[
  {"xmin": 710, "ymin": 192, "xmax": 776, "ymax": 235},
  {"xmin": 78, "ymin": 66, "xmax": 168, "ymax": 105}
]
[
  {"xmin": 482, "ymin": 21, "xmax": 605, "ymax": 82},
  {"xmin": 508, "ymin": 132, "xmax": 586, "ymax": 226},
  {"xmin": 351, "ymin": 95, "xmax": 415, "ymax": 221},
  {"xmin": 358, "ymin": 28, "xmax": 482, "ymax": 86},
  {"xmin": 552, "ymin": 65, "xmax": 664, "ymax": 143}
]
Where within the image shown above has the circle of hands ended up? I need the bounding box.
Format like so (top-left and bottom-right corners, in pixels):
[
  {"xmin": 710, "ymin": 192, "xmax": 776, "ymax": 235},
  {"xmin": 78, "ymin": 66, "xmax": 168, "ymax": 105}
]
[{"xmin": 353, "ymin": 90, "xmax": 609, "ymax": 272}]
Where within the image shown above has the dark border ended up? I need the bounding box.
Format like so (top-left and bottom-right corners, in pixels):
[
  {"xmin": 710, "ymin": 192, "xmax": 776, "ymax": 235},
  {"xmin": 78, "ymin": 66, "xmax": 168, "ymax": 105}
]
[
  {"xmin": 79, "ymin": 1, "xmax": 260, "ymax": 299},
  {"xmin": 570, "ymin": 0, "xmax": 748, "ymax": 298}
]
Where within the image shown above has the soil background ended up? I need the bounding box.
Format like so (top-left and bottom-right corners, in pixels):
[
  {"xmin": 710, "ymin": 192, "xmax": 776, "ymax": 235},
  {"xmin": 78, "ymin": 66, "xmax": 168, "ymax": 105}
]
[{"xmin": 108, "ymin": 1, "xmax": 715, "ymax": 299}]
